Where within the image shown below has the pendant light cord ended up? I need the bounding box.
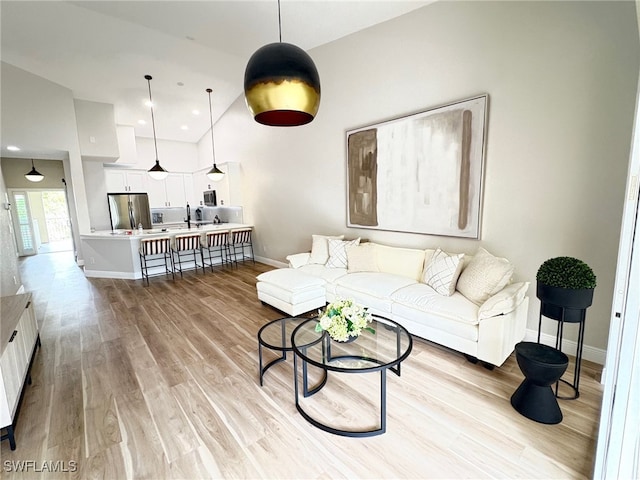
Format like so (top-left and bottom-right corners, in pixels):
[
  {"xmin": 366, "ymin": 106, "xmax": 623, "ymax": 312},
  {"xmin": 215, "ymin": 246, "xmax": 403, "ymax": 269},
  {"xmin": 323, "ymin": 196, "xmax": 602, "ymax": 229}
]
[
  {"xmin": 145, "ymin": 75, "xmax": 160, "ymax": 162},
  {"xmin": 277, "ymin": 0, "xmax": 282, "ymax": 43},
  {"xmin": 207, "ymin": 88, "xmax": 217, "ymax": 167}
]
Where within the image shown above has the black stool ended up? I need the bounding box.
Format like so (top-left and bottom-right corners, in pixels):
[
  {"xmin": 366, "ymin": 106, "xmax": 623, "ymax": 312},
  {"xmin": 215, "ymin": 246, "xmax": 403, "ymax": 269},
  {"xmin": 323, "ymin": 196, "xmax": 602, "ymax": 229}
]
[{"xmin": 511, "ymin": 342, "xmax": 568, "ymax": 425}]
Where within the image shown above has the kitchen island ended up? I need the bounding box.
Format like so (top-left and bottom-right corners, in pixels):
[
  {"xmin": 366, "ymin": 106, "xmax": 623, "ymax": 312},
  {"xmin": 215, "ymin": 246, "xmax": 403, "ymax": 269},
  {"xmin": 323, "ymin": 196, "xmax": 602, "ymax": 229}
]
[{"xmin": 80, "ymin": 223, "xmax": 252, "ymax": 279}]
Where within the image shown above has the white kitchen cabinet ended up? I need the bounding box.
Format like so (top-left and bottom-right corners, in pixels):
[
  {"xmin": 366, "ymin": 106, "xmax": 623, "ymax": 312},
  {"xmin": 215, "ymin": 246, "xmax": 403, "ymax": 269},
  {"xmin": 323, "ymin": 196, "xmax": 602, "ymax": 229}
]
[
  {"xmin": 147, "ymin": 173, "xmax": 190, "ymax": 208},
  {"xmin": 191, "ymin": 163, "xmax": 242, "ymax": 207},
  {"xmin": 105, "ymin": 169, "xmax": 146, "ymax": 193},
  {"xmin": 165, "ymin": 173, "xmax": 187, "ymax": 207},
  {"xmin": 0, "ymin": 293, "xmax": 40, "ymax": 450}
]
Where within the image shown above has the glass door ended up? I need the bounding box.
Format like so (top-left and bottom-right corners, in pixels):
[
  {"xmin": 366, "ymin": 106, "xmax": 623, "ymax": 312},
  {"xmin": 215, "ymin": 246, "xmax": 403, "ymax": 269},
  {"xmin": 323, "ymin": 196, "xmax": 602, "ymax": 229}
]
[{"xmin": 10, "ymin": 191, "xmax": 36, "ymax": 256}]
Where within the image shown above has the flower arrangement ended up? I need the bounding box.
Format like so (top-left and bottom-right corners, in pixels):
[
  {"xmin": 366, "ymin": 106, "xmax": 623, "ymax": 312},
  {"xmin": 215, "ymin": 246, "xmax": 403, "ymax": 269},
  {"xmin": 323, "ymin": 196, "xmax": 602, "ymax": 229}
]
[{"xmin": 315, "ymin": 299, "xmax": 375, "ymax": 342}]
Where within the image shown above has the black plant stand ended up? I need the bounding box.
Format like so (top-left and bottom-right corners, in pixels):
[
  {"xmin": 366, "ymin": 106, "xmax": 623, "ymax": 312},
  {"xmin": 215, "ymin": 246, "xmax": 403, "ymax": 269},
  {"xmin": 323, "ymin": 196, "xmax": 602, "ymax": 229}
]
[{"xmin": 537, "ymin": 305, "xmax": 586, "ymax": 400}]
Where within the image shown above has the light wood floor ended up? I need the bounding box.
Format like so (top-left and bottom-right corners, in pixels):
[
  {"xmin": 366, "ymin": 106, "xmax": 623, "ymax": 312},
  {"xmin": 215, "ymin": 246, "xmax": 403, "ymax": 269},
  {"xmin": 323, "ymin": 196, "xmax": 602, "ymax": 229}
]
[{"xmin": 2, "ymin": 251, "xmax": 603, "ymax": 479}]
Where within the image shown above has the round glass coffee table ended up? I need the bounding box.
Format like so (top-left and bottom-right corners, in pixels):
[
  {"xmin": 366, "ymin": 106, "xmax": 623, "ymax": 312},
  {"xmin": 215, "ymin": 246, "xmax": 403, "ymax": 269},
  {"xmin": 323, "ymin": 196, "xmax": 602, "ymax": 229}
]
[
  {"xmin": 291, "ymin": 316, "xmax": 412, "ymax": 437},
  {"xmin": 257, "ymin": 316, "xmax": 326, "ymax": 386}
]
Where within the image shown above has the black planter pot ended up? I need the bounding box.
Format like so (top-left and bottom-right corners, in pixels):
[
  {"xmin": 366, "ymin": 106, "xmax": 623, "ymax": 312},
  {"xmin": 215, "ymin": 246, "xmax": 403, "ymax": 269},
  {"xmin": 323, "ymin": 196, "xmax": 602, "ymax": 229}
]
[{"xmin": 536, "ymin": 282, "xmax": 594, "ymax": 323}]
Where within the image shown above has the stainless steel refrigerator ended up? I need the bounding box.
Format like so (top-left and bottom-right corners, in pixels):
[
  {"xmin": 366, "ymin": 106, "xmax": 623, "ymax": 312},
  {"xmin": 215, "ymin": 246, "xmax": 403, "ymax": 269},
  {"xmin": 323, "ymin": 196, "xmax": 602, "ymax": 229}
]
[{"xmin": 107, "ymin": 193, "xmax": 152, "ymax": 230}]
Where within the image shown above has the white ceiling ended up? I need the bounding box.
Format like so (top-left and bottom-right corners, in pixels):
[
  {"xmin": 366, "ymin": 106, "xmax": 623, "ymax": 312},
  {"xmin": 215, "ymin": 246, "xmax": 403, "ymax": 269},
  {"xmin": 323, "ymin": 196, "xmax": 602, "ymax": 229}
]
[{"xmin": 1, "ymin": 0, "xmax": 430, "ymax": 156}]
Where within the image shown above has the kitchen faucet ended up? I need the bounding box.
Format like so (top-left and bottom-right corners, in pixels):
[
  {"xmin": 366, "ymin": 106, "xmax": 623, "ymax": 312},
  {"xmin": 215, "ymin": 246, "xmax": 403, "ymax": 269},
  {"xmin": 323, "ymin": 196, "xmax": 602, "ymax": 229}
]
[{"xmin": 185, "ymin": 203, "xmax": 191, "ymax": 229}]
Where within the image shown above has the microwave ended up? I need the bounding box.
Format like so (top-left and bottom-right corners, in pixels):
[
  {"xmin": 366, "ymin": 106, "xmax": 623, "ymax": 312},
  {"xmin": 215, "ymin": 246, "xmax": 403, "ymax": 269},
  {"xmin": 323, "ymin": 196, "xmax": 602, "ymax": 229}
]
[{"xmin": 203, "ymin": 190, "xmax": 217, "ymax": 206}]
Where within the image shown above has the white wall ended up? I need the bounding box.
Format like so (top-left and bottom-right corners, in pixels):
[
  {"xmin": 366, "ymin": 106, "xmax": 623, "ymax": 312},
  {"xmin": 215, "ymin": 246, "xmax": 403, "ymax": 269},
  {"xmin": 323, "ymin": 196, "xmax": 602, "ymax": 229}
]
[
  {"xmin": 135, "ymin": 137, "xmax": 199, "ymax": 172},
  {"xmin": 214, "ymin": 1, "xmax": 639, "ymax": 352},
  {"xmin": 74, "ymin": 99, "xmax": 119, "ymax": 161},
  {"xmin": 0, "ymin": 159, "xmax": 21, "ymax": 296},
  {"xmin": 82, "ymin": 161, "xmax": 111, "ymax": 231},
  {"xmin": 1, "ymin": 62, "xmax": 91, "ymax": 263}
]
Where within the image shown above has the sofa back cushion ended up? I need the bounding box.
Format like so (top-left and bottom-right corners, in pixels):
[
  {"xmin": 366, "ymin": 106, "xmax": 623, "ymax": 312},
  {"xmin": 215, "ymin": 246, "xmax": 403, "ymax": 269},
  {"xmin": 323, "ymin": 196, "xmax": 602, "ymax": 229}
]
[{"xmin": 374, "ymin": 244, "xmax": 426, "ymax": 281}]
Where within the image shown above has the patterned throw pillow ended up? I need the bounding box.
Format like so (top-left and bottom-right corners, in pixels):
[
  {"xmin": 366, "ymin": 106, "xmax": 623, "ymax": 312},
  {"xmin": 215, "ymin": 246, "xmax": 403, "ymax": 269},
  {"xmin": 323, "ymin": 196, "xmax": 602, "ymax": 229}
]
[
  {"xmin": 309, "ymin": 234, "xmax": 344, "ymax": 264},
  {"xmin": 422, "ymin": 248, "xmax": 465, "ymax": 296},
  {"xmin": 326, "ymin": 238, "xmax": 361, "ymax": 269}
]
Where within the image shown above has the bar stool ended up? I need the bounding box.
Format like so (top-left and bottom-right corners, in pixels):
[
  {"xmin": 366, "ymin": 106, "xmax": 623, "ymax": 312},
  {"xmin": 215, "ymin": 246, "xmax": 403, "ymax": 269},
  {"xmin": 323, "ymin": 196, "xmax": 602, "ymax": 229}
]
[
  {"xmin": 139, "ymin": 237, "xmax": 174, "ymax": 285},
  {"xmin": 172, "ymin": 233, "xmax": 203, "ymax": 277},
  {"xmin": 201, "ymin": 229, "xmax": 232, "ymax": 271},
  {"xmin": 230, "ymin": 228, "xmax": 255, "ymax": 265}
]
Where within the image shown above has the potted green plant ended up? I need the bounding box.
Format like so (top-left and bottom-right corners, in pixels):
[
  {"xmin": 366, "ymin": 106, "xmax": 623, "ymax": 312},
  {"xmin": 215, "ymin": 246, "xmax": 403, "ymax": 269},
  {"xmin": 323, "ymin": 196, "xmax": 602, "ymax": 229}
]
[{"xmin": 536, "ymin": 256, "xmax": 597, "ymax": 322}]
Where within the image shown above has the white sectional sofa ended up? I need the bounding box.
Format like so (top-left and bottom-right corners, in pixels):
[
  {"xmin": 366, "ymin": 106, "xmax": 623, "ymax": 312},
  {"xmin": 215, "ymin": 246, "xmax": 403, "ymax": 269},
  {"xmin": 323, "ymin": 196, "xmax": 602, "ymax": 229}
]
[{"xmin": 256, "ymin": 236, "xmax": 529, "ymax": 367}]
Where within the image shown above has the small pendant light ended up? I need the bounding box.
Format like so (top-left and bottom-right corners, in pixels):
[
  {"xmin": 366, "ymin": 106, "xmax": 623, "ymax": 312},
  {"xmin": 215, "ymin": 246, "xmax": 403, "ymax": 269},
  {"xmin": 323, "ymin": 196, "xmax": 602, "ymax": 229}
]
[
  {"xmin": 244, "ymin": 0, "xmax": 320, "ymax": 126},
  {"xmin": 145, "ymin": 75, "xmax": 169, "ymax": 180},
  {"xmin": 205, "ymin": 88, "xmax": 224, "ymax": 182},
  {"xmin": 24, "ymin": 159, "xmax": 44, "ymax": 182}
]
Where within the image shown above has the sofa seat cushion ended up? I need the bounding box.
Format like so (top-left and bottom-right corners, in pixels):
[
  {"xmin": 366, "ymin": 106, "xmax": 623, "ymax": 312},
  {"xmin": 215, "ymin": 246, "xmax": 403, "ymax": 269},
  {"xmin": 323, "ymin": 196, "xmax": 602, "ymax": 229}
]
[
  {"xmin": 391, "ymin": 284, "xmax": 480, "ymax": 342},
  {"xmin": 391, "ymin": 283, "xmax": 479, "ymax": 326},
  {"xmin": 257, "ymin": 268, "xmax": 325, "ymax": 291},
  {"xmin": 335, "ymin": 272, "xmax": 417, "ymax": 314},
  {"xmin": 297, "ymin": 264, "xmax": 348, "ymax": 283}
]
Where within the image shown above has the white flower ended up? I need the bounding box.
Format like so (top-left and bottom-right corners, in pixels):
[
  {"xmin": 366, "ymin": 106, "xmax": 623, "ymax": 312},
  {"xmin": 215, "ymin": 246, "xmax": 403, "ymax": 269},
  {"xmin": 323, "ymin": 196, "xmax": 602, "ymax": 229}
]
[
  {"xmin": 314, "ymin": 298, "xmax": 375, "ymax": 341},
  {"xmin": 319, "ymin": 315, "xmax": 332, "ymax": 330}
]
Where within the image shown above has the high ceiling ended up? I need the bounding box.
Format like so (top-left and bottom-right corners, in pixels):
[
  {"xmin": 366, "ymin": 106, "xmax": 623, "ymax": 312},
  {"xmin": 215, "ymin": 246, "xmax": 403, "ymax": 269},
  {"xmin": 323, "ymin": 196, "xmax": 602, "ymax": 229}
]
[{"xmin": 1, "ymin": 0, "xmax": 430, "ymax": 153}]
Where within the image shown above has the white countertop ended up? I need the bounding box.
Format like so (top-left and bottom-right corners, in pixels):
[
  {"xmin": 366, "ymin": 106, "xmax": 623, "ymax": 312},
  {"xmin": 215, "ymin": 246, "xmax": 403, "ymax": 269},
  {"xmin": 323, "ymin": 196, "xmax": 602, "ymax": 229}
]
[{"xmin": 81, "ymin": 223, "xmax": 252, "ymax": 240}]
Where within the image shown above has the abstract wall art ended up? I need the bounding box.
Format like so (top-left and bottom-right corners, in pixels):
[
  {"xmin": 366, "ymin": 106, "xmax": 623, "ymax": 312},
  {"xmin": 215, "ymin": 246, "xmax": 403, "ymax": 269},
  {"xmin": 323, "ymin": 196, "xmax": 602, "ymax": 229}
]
[{"xmin": 346, "ymin": 95, "xmax": 488, "ymax": 238}]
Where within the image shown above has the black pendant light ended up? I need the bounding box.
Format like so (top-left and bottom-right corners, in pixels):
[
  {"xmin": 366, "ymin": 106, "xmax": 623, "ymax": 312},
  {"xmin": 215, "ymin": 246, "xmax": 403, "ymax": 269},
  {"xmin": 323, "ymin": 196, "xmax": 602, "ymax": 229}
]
[
  {"xmin": 244, "ymin": 0, "xmax": 320, "ymax": 126},
  {"xmin": 205, "ymin": 88, "xmax": 225, "ymax": 182},
  {"xmin": 24, "ymin": 159, "xmax": 44, "ymax": 182},
  {"xmin": 145, "ymin": 75, "xmax": 169, "ymax": 180}
]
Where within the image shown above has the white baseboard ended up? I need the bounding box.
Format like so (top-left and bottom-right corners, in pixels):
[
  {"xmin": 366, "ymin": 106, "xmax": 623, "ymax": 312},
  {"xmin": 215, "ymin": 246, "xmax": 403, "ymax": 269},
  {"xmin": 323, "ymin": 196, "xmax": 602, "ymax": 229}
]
[
  {"xmin": 83, "ymin": 269, "xmax": 138, "ymax": 280},
  {"xmin": 525, "ymin": 328, "xmax": 606, "ymax": 365},
  {"xmin": 254, "ymin": 255, "xmax": 287, "ymax": 269}
]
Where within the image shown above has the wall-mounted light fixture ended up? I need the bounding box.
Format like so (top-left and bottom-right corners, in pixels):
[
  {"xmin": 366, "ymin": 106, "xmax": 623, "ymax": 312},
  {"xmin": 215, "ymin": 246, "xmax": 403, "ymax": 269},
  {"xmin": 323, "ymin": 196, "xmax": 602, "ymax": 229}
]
[
  {"xmin": 145, "ymin": 75, "xmax": 169, "ymax": 180},
  {"xmin": 24, "ymin": 159, "xmax": 44, "ymax": 182}
]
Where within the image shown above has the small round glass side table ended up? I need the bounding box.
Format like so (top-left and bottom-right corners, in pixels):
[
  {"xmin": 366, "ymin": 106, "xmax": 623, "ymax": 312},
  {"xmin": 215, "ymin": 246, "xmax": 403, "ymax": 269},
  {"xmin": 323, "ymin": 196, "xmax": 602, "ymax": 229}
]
[{"xmin": 257, "ymin": 316, "xmax": 316, "ymax": 386}]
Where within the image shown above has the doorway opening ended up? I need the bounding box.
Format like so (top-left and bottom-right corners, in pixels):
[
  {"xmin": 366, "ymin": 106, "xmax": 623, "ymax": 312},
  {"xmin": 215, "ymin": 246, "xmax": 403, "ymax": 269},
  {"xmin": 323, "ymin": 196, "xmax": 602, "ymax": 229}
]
[{"xmin": 11, "ymin": 189, "xmax": 73, "ymax": 256}]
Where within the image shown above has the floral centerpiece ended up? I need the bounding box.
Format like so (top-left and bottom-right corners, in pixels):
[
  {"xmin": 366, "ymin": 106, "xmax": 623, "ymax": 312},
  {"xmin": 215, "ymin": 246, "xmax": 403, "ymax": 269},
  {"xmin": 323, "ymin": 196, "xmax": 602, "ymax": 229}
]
[{"xmin": 315, "ymin": 299, "xmax": 375, "ymax": 342}]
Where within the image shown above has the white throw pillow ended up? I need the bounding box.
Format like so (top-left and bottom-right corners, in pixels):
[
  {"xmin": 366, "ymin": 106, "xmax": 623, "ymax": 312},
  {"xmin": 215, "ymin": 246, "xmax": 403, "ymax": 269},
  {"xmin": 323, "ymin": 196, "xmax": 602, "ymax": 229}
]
[
  {"xmin": 457, "ymin": 247, "xmax": 514, "ymax": 305},
  {"xmin": 422, "ymin": 248, "xmax": 465, "ymax": 296},
  {"xmin": 309, "ymin": 234, "xmax": 344, "ymax": 264},
  {"xmin": 326, "ymin": 238, "xmax": 360, "ymax": 269},
  {"xmin": 346, "ymin": 243, "xmax": 379, "ymax": 273}
]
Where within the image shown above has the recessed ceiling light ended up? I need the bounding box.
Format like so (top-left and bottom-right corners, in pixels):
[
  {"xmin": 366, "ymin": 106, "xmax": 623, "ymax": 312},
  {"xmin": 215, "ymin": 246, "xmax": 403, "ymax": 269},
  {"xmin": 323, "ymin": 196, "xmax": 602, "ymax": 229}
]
[
  {"xmin": 7, "ymin": 145, "xmax": 20, "ymax": 151},
  {"xmin": 192, "ymin": 110, "xmax": 200, "ymax": 116},
  {"xmin": 144, "ymin": 100, "xmax": 154, "ymax": 107},
  {"xmin": 138, "ymin": 119, "xmax": 146, "ymax": 125},
  {"xmin": 181, "ymin": 125, "xmax": 188, "ymax": 130}
]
